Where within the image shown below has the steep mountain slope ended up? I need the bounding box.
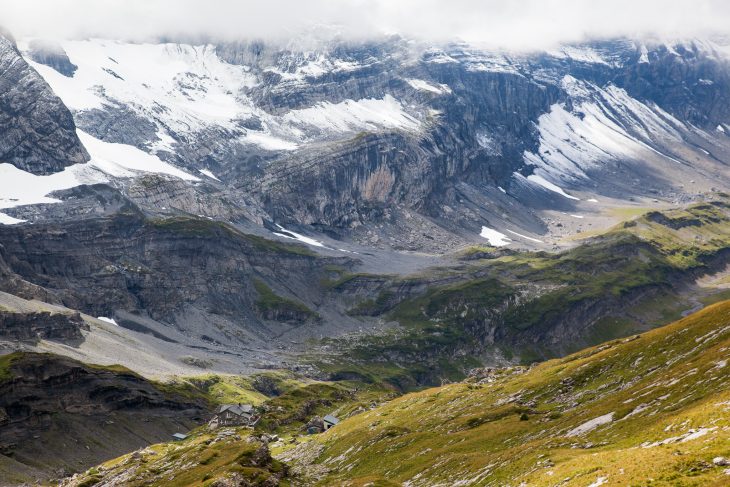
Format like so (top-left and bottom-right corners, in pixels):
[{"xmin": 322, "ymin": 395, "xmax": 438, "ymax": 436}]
[
  {"xmin": 0, "ymin": 352, "xmax": 207, "ymax": 485},
  {"xmin": 309, "ymin": 199, "xmax": 730, "ymax": 388},
  {"xmin": 0, "ymin": 206, "xmax": 363, "ymax": 356},
  {"xmin": 6, "ymin": 35, "xmax": 730, "ymax": 253},
  {"xmin": 60, "ymin": 299, "xmax": 730, "ymax": 487},
  {"xmin": 1, "ymin": 196, "xmax": 729, "ymax": 384},
  {"xmin": 0, "ymin": 33, "xmax": 88, "ymax": 175},
  {"xmin": 284, "ymin": 299, "xmax": 730, "ymax": 486}
]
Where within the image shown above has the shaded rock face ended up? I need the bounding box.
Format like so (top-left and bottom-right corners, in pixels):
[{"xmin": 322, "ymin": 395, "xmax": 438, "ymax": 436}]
[
  {"xmin": 0, "ymin": 352, "xmax": 206, "ymax": 482},
  {"xmin": 0, "ymin": 310, "xmax": 88, "ymax": 342},
  {"xmin": 25, "ymin": 39, "xmax": 78, "ymax": 77},
  {"xmin": 0, "ymin": 34, "xmax": 88, "ymax": 174},
  {"xmin": 255, "ymin": 303, "xmax": 319, "ymax": 325},
  {"xmin": 0, "ymin": 209, "xmax": 351, "ymax": 344},
  {"xmin": 615, "ymin": 42, "xmax": 730, "ymax": 128}
]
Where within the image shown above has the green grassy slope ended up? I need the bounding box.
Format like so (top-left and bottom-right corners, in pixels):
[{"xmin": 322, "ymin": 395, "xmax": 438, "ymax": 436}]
[
  {"xmin": 313, "ymin": 200, "xmax": 730, "ymax": 388},
  {"xmin": 61, "ymin": 428, "xmax": 289, "ymax": 487},
  {"xmin": 292, "ymin": 299, "xmax": 730, "ymax": 486}
]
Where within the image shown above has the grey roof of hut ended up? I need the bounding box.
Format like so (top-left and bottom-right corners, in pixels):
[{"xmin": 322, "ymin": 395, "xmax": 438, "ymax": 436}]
[{"xmin": 218, "ymin": 404, "xmax": 254, "ymax": 416}]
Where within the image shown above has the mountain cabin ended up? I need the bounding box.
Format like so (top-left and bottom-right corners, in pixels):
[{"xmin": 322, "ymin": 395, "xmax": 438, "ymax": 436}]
[{"xmin": 209, "ymin": 403, "xmax": 259, "ymax": 428}]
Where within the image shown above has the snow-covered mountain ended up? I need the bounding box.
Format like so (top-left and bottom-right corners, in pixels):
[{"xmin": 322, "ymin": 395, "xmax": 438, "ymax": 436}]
[{"xmin": 3, "ymin": 33, "xmax": 730, "ymax": 250}]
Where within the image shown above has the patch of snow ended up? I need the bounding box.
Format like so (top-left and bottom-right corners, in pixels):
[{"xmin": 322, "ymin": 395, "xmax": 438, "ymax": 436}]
[
  {"xmin": 284, "ymin": 95, "xmax": 420, "ymax": 133},
  {"xmin": 506, "ymin": 229, "xmax": 543, "ymax": 243},
  {"xmin": 264, "ymin": 53, "xmax": 365, "ymax": 82},
  {"xmin": 639, "ymin": 44, "xmax": 650, "ymax": 63},
  {"xmin": 548, "ymin": 46, "xmax": 611, "ymax": 65},
  {"xmin": 480, "ymin": 227, "xmax": 511, "ymax": 247},
  {"xmin": 566, "ymin": 412, "xmax": 614, "ymax": 436},
  {"xmin": 587, "ymin": 198, "xmax": 599, "ymax": 203},
  {"xmin": 524, "ymin": 76, "xmax": 685, "ymax": 183},
  {"xmin": 718, "ymin": 125, "xmax": 726, "ymax": 133},
  {"xmin": 526, "ymin": 174, "xmax": 580, "ymax": 200},
  {"xmin": 150, "ymin": 128, "xmax": 177, "ymax": 153},
  {"xmin": 497, "ymin": 186, "xmax": 507, "ymax": 194},
  {"xmin": 79, "ymin": 130, "xmax": 199, "ymax": 181},
  {"xmin": 406, "ymin": 78, "xmax": 451, "ymax": 94},
  {"xmin": 273, "ymin": 224, "xmax": 328, "ymax": 249},
  {"xmin": 0, "ymin": 213, "xmax": 26, "ymax": 225},
  {"xmin": 0, "ymin": 130, "xmax": 198, "ymax": 214},
  {"xmin": 97, "ymin": 317, "xmax": 118, "ymax": 326},
  {"xmin": 569, "ymin": 214, "xmax": 584, "ymax": 219},
  {"xmin": 424, "ymin": 50, "xmax": 458, "ymax": 64},
  {"xmin": 242, "ymin": 131, "xmax": 298, "ymax": 151},
  {"xmin": 198, "ymin": 169, "xmax": 221, "ymax": 181},
  {"xmin": 476, "ymin": 132, "xmax": 501, "ymax": 155},
  {"xmin": 0, "ymin": 162, "xmax": 105, "ymax": 210}
]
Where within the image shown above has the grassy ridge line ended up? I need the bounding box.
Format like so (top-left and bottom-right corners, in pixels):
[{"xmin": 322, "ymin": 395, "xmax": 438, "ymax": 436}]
[{"xmin": 295, "ymin": 300, "xmax": 730, "ymax": 486}]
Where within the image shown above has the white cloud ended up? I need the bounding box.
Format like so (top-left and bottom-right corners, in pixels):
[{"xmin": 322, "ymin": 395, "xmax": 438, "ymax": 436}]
[{"xmin": 1, "ymin": 0, "xmax": 728, "ymax": 50}]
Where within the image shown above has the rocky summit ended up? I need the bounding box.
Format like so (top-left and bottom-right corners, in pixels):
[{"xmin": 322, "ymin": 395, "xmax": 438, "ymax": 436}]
[{"xmin": 0, "ymin": 2, "xmax": 730, "ymax": 485}]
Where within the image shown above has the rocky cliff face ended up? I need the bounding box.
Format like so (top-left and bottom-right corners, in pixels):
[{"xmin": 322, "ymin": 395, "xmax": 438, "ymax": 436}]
[
  {"xmin": 0, "ymin": 33, "xmax": 88, "ymax": 174},
  {"xmin": 0, "ymin": 352, "xmax": 206, "ymax": 483},
  {"xmin": 0, "ymin": 206, "xmax": 355, "ymax": 349},
  {"xmin": 0, "ymin": 310, "xmax": 88, "ymax": 342}
]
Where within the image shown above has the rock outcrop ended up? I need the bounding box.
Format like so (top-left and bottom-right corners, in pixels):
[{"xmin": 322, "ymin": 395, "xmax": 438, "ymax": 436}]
[
  {"xmin": 0, "ymin": 310, "xmax": 88, "ymax": 342},
  {"xmin": 0, "ymin": 207, "xmax": 353, "ymax": 348},
  {"xmin": 0, "ymin": 33, "xmax": 88, "ymax": 174},
  {"xmin": 0, "ymin": 352, "xmax": 206, "ymax": 483}
]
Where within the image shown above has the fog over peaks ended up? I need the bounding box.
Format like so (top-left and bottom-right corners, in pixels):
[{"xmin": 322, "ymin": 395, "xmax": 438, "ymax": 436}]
[{"xmin": 1, "ymin": 0, "xmax": 728, "ymax": 50}]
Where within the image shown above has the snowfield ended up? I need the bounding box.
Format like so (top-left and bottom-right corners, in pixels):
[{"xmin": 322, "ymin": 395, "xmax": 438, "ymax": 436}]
[
  {"xmin": 284, "ymin": 95, "xmax": 421, "ymax": 134},
  {"xmin": 0, "ymin": 212, "xmax": 26, "ymax": 225},
  {"xmin": 526, "ymin": 174, "xmax": 580, "ymax": 201},
  {"xmin": 22, "ymin": 39, "xmax": 424, "ymax": 157},
  {"xmin": 0, "ymin": 130, "xmax": 199, "ymax": 221},
  {"xmin": 523, "ymin": 76, "xmax": 687, "ymax": 184},
  {"xmin": 79, "ymin": 130, "xmax": 199, "ymax": 181},
  {"xmin": 479, "ymin": 226, "xmax": 511, "ymax": 246},
  {"xmin": 406, "ymin": 78, "xmax": 451, "ymax": 94}
]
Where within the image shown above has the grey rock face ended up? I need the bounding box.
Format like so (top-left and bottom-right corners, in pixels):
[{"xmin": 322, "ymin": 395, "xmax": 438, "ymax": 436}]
[
  {"xmin": 0, "ymin": 34, "xmax": 88, "ymax": 174},
  {"xmin": 0, "ymin": 310, "xmax": 88, "ymax": 342},
  {"xmin": 0, "ymin": 208, "xmax": 354, "ymax": 347},
  {"xmin": 0, "ymin": 352, "xmax": 206, "ymax": 481},
  {"xmin": 75, "ymin": 103, "xmax": 159, "ymax": 149},
  {"xmin": 26, "ymin": 39, "xmax": 78, "ymax": 77}
]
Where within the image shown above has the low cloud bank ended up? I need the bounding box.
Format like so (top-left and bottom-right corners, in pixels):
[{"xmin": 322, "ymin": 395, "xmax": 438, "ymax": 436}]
[{"xmin": 1, "ymin": 0, "xmax": 728, "ymax": 49}]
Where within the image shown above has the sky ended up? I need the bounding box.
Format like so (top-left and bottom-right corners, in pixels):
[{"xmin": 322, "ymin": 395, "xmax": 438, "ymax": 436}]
[{"xmin": 1, "ymin": 0, "xmax": 729, "ymax": 50}]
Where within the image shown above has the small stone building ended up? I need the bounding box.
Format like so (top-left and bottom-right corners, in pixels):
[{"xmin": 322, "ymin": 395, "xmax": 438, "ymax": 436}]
[{"xmin": 209, "ymin": 404, "xmax": 259, "ymax": 428}]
